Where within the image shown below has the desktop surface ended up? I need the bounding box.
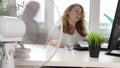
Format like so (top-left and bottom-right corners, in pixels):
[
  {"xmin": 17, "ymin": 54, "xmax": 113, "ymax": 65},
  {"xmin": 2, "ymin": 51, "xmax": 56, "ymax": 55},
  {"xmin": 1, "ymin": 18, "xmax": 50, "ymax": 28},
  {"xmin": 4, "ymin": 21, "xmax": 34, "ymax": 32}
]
[{"xmin": 15, "ymin": 44, "xmax": 120, "ymax": 68}]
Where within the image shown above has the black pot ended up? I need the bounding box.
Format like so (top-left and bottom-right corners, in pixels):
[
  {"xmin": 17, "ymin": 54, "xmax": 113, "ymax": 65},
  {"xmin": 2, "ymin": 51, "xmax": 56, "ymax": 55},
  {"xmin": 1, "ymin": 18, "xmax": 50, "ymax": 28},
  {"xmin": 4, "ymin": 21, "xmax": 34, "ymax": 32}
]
[{"xmin": 89, "ymin": 46, "xmax": 100, "ymax": 58}]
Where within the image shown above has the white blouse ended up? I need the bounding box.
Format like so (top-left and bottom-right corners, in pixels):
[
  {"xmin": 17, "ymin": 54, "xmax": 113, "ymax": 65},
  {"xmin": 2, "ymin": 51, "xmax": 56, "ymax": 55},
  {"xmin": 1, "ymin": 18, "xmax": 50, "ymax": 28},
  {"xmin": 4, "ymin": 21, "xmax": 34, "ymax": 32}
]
[{"xmin": 62, "ymin": 31, "xmax": 85, "ymax": 44}]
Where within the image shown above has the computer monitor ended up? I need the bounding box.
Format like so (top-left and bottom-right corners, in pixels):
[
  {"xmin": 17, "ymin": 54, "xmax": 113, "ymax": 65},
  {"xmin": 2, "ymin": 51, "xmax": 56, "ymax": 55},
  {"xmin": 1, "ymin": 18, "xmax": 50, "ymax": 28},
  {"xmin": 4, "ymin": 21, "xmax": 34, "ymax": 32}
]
[{"xmin": 106, "ymin": 0, "xmax": 120, "ymax": 57}]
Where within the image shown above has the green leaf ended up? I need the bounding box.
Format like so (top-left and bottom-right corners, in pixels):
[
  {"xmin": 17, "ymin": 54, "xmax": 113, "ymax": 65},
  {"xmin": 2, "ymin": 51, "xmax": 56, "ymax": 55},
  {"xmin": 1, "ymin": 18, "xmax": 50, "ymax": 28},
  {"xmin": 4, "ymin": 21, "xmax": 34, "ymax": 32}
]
[{"xmin": 87, "ymin": 32, "xmax": 104, "ymax": 47}]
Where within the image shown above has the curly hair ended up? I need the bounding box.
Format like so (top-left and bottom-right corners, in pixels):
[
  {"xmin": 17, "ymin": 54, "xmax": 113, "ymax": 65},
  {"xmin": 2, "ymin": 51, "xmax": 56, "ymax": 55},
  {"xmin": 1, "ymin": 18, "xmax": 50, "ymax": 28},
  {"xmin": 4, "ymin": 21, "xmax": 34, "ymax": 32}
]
[{"xmin": 62, "ymin": 3, "xmax": 87, "ymax": 37}]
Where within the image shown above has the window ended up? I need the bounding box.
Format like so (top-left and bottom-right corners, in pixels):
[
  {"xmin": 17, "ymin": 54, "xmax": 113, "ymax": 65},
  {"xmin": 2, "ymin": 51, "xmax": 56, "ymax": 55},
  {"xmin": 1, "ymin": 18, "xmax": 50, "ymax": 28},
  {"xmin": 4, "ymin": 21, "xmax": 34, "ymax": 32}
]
[
  {"xmin": 16, "ymin": 0, "xmax": 45, "ymax": 23},
  {"xmin": 89, "ymin": 0, "xmax": 118, "ymax": 38},
  {"xmin": 99, "ymin": 0, "xmax": 118, "ymax": 38},
  {"xmin": 99, "ymin": 0, "xmax": 118, "ymax": 29}
]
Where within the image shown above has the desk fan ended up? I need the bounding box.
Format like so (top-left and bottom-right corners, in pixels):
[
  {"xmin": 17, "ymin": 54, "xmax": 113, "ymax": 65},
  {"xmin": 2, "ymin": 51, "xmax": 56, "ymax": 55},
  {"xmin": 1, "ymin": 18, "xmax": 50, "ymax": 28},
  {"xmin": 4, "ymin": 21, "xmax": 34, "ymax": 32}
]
[{"xmin": 0, "ymin": 0, "xmax": 62, "ymax": 68}]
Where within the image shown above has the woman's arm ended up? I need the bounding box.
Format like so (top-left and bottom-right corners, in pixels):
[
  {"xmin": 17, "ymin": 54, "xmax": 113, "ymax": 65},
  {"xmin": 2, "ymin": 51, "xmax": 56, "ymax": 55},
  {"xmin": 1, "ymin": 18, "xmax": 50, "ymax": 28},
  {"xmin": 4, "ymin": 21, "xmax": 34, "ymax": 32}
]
[
  {"xmin": 60, "ymin": 42, "xmax": 65, "ymax": 48},
  {"xmin": 48, "ymin": 38, "xmax": 65, "ymax": 48}
]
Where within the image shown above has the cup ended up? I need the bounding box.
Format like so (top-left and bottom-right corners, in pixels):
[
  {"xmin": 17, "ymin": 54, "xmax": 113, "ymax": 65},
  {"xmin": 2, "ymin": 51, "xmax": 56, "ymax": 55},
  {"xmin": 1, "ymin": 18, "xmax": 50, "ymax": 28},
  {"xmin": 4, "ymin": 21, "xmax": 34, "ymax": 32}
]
[{"xmin": 66, "ymin": 43, "xmax": 74, "ymax": 50}]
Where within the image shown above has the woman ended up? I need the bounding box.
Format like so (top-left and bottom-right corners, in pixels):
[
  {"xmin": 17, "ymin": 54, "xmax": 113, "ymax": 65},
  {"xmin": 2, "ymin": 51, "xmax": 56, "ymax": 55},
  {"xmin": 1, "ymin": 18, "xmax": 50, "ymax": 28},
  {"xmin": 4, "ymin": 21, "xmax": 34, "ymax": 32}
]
[{"xmin": 60, "ymin": 3, "xmax": 87, "ymax": 48}]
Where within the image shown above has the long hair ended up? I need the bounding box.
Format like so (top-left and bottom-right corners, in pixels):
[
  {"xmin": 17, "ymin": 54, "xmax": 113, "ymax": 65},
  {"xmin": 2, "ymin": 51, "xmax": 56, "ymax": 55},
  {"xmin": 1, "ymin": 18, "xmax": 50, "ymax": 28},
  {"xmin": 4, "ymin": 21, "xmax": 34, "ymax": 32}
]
[{"xmin": 62, "ymin": 3, "xmax": 87, "ymax": 37}]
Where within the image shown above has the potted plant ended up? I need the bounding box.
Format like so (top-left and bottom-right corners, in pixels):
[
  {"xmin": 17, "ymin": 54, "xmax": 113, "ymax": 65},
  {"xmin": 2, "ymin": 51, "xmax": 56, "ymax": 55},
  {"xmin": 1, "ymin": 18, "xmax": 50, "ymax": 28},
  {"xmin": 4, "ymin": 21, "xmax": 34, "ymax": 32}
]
[{"xmin": 87, "ymin": 32, "xmax": 104, "ymax": 58}]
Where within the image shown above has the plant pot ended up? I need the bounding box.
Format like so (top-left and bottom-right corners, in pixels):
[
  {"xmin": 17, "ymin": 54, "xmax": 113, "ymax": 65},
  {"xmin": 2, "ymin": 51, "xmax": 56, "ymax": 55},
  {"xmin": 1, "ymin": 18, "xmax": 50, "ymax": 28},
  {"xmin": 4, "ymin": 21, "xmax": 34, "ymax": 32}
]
[{"xmin": 89, "ymin": 46, "xmax": 100, "ymax": 58}]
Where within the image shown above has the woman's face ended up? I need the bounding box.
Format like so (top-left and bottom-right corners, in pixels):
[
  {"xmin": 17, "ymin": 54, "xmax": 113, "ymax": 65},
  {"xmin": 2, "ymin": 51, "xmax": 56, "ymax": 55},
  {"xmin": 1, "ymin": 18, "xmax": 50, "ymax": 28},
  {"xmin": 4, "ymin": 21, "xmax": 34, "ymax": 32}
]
[{"xmin": 68, "ymin": 5, "xmax": 82, "ymax": 23}]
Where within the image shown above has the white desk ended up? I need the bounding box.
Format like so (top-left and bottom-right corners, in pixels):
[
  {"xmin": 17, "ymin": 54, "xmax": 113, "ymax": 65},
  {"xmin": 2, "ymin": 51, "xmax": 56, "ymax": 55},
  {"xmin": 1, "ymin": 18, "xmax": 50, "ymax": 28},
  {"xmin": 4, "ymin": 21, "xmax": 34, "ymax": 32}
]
[{"xmin": 15, "ymin": 45, "xmax": 120, "ymax": 68}]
